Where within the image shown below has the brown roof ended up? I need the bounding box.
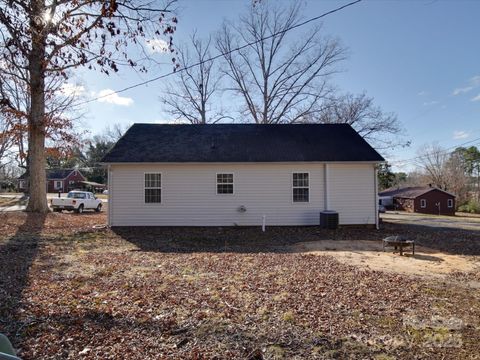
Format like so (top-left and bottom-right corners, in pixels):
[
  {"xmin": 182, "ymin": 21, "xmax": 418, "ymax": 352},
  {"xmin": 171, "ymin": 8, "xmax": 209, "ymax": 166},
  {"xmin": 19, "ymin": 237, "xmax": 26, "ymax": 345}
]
[{"xmin": 379, "ymin": 186, "xmax": 455, "ymax": 199}]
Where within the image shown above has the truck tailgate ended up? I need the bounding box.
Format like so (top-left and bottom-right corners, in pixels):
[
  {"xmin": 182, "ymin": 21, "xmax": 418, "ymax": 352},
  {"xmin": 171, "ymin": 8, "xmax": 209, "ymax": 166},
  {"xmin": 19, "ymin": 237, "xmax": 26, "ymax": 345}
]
[{"xmin": 51, "ymin": 198, "xmax": 75, "ymax": 207}]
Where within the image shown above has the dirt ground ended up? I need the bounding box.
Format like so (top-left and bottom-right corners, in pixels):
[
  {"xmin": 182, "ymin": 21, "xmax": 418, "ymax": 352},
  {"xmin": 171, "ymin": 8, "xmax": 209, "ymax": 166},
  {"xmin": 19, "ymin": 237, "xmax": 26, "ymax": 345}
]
[
  {"xmin": 0, "ymin": 210, "xmax": 479, "ymax": 359},
  {"xmin": 292, "ymin": 240, "xmax": 480, "ymax": 285}
]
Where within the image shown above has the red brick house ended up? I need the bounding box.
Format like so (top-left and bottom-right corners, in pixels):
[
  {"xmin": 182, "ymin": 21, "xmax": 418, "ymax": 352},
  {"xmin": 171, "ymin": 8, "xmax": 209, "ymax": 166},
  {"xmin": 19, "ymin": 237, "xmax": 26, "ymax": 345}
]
[
  {"xmin": 18, "ymin": 169, "xmax": 86, "ymax": 193},
  {"xmin": 379, "ymin": 186, "xmax": 456, "ymax": 216}
]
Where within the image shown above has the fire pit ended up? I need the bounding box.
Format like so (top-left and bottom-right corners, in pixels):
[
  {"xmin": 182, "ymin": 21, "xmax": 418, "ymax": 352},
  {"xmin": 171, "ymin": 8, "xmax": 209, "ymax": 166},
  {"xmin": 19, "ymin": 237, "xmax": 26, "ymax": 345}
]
[{"xmin": 382, "ymin": 235, "xmax": 415, "ymax": 256}]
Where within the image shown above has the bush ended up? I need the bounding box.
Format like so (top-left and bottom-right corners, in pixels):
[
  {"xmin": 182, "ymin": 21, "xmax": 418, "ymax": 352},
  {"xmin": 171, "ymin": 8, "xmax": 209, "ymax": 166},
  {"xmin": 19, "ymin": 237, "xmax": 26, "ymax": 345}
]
[{"xmin": 458, "ymin": 199, "xmax": 480, "ymax": 214}]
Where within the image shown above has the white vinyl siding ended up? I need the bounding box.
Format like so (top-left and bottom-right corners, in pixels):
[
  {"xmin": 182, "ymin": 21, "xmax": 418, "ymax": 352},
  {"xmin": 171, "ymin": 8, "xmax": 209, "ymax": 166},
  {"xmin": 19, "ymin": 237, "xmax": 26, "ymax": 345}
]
[
  {"xmin": 109, "ymin": 163, "xmax": 376, "ymax": 226},
  {"xmin": 328, "ymin": 164, "xmax": 376, "ymax": 225}
]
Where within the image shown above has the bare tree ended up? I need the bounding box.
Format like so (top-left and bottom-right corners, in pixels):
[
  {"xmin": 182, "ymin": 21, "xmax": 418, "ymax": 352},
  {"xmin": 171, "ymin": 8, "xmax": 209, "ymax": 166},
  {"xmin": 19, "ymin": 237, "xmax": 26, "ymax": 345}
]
[
  {"xmin": 0, "ymin": 0, "xmax": 177, "ymax": 212},
  {"xmin": 315, "ymin": 92, "xmax": 408, "ymax": 149},
  {"xmin": 416, "ymin": 143, "xmax": 450, "ymax": 190},
  {"xmin": 416, "ymin": 143, "xmax": 468, "ymax": 202},
  {"xmin": 444, "ymin": 150, "xmax": 469, "ymax": 205},
  {"xmin": 0, "ymin": 67, "xmax": 86, "ymax": 176},
  {"xmin": 161, "ymin": 33, "xmax": 227, "ymax": 124},
  {"xmin": 0, "ymin": 116, "xmax": 15, "ymax": 167},
  {"xmin": 216, "ymin": 1, "xmax": 345, "ymax": 124},
  {"xmin": 103, "ymin": 123, "xmax": 130, "ymax": 143}
]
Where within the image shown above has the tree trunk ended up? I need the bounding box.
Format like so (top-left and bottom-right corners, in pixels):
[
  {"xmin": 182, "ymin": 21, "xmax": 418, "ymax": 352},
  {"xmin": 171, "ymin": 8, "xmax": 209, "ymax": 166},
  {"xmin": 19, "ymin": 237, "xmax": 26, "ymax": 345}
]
[
  {"xmin": 26, "ymin": 121, "xmax": 48, "ymax": 212},
  {"xmin": 26, "ymin": 0, "xmax": 49, "ymax": 213}
]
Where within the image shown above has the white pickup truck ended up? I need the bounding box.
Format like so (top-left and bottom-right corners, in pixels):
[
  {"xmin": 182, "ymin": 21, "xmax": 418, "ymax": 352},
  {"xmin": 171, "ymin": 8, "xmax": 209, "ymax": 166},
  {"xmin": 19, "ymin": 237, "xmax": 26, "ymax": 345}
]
[{"xmin": 51, "ymin": 191, "xmax": 103, "ymax": 213}]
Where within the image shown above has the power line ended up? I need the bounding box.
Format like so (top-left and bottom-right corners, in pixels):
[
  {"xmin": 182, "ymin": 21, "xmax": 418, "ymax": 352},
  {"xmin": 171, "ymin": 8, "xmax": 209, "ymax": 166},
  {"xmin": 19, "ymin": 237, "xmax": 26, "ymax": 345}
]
[
  {"xmin": 76, "ymin": 0, "xmax": 362, "ymax": 107},
  {"xmin": 389, "ymin": 136, "xmax": 480, "ymax": 166}
]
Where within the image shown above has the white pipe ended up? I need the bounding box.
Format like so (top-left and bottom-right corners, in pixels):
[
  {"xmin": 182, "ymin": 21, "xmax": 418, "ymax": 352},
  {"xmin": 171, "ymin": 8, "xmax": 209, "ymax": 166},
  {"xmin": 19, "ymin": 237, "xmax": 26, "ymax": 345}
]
[
  {"xmin": 324, "ymin": 163, "xmax": 330, "ymax": 210},
  {"xmin": 262, "ymin": 215, "xmax": 266, "ymax": 232},
  {"xmin": 374, "ymin": 165, "xmax": 379, "ymax": 230}
]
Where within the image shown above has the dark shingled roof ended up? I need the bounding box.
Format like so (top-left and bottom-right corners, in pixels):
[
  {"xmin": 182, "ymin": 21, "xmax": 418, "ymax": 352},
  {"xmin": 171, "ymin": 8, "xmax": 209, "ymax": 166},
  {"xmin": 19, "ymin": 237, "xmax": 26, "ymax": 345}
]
[
  {"xmin": 102, "ymin": 123, "xmax": 384, "ymax": 163},
  {"xmin": 19, "ymin": 168, "xmax": 77, "ymax": 180},
  {"xmin": 379, "ymin": 186, "xmax": 455, "ymax": 199}
]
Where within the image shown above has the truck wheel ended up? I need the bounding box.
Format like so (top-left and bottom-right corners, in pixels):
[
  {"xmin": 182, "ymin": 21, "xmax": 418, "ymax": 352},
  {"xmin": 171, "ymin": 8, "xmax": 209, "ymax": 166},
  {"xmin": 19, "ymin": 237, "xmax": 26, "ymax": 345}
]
[
  {"xmin": 95, "ymin": 204, "xmax": 102, "ymax": 212},
  {"xmin": 53, "ymin": 208, "xmax": 61, "ymax": 213},
  {"xmin": 77, "ymin": 204, "xmax": 84, "ymax": 214}
]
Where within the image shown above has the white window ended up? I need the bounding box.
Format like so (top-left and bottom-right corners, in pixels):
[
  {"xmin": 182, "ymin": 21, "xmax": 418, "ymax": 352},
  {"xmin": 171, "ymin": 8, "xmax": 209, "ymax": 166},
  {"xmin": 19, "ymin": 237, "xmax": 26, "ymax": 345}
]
[
  {"xmin": 293, "ymin": 172, "xmax": 309, "ymax": 202},
  {"xmin": 447, "ymin": 199, "xmax": 453, "ymax": 208},
  {"xmin": 217, "ymin": 173, "xmax": 234, "ymax": 194},
  {"xmin": 54, "ymin": 181, "xmax": 63, "ymax": 190},
  {"xmin": 420, "ymin": 199, "xmax": 426, "ymax": 208},
  {"xmin": 145, "ymin": 173, "xmax": 161, "ymax": 203},
  {"xmin": 69, "ymin": 180, "xmax": 75, "ymax": 185},
  {"xmin": 19, "ymin": 180, "xmax": 25, "ymax": 188}
]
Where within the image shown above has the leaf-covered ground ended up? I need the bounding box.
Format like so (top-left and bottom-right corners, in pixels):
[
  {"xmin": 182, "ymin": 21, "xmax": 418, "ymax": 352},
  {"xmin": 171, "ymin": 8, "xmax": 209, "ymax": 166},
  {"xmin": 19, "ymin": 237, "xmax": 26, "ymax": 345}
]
[{"xmin": 0, "ymin": 211, "xmax": 479, "ymax": 359}]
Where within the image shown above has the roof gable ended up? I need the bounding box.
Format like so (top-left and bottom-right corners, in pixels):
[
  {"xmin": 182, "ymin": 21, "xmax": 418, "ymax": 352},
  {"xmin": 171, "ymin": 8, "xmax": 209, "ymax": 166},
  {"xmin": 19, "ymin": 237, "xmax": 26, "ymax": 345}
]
[{"xmin": 102, "ymin": 123, "xmax": 384, "ymax": 163}]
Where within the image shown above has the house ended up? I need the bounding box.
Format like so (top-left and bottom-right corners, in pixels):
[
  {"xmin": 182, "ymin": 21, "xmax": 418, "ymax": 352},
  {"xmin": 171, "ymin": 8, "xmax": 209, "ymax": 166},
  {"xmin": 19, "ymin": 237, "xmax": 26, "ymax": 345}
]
[
  {"xmin": 18, "ymin": 168, "xmax": 86, "ymax": 193},
  {"xmin": 379, "ymin": 186, "xmax": 456, "ymax": 216},
  {"xmin": 102, "ymin": 123, "xmax": 385, "ymax": 227}
]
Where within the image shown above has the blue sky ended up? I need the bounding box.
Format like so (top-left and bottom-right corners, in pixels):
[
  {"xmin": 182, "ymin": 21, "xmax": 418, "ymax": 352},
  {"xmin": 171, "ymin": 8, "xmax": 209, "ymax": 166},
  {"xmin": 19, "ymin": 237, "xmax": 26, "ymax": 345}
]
[{"xmin": 72, "ymin": 0, "xmax": 480, "ymax": 171}]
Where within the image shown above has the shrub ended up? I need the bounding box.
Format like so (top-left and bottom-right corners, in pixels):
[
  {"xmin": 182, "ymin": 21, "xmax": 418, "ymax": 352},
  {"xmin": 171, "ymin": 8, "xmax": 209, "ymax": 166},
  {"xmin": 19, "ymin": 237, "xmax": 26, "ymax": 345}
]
[{"xmin": 458, "ymin": 199, "xmax": 480, "ymax": 214}]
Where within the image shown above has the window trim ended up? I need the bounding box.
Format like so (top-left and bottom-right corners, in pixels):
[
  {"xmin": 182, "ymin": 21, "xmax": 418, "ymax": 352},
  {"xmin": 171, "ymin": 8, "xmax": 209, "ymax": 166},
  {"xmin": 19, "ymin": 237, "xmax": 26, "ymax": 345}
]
[
  {"xmin": 54, "ymin": 180, "xmax": 63, "ymax": 190},
  {"xmin": 292, "ymin": 171, "xmax": 310, "ymax": 203},
  {"xmin": 144, "ymin": 172, "xmax": 162, "ymax": 204},
  {"xmin": 447, "ymin": 199, "xmax": 453, "ymax": 208},
  {"xmin": 216, "ymin": 172, "xmax": 235, "ymax": 195},
  {"xmin": 420, "ymin": 199, "xmax": 426, "ymax": 208}
]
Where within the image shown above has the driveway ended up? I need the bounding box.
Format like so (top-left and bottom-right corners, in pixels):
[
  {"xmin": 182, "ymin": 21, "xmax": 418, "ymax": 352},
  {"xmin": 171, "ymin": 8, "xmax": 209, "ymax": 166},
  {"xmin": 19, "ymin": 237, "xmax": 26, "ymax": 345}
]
[
  {"xmin": 0, "ymin": 193, "xmax": 108, "ymax": 212},
  {"xmin": 0, "ymin": 195, "xmax": 26, "ymax": 212},
  {"xmin": 381, "ymin": 211, "xmax": 480, "ymax": 231}
]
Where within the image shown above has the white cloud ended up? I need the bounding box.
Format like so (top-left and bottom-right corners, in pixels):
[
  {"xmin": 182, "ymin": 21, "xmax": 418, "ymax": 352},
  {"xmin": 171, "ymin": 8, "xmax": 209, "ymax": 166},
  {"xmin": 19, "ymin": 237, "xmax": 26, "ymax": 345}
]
[
  {"xmin": 453, "ymin": 131, "xmax": 469, "ymax": 140},
  {"xmin": 451, "ymin": 75, "xmax": 480, "ymax": 97},
  {"xmin": 470, "ymin": 75, "xmax": 480, "ymax": 86},
  {"xmin": 452, "ymin": 86, "xmax": 473, "ymax": 96},
  {"xmin": 145, "ymin": 38, "xmax": 169, "ymax": 54},
  {"xmin": 97, "ymin": 89, "xmax": 134, "ymax": 106},
  {"xmin": 60, "ymin": 83, "xmax": 85, "ymax": 97},
  {"xmin": 417, "ymin": 90, "xmax": 427, "ymax": 96},
  {"xmin": 423, "ymin": 100, "xmax": 439, "ymax": 106},
  {"xmin": 471, "ymin": 94, "xmax": 480, "ymax": 102}
]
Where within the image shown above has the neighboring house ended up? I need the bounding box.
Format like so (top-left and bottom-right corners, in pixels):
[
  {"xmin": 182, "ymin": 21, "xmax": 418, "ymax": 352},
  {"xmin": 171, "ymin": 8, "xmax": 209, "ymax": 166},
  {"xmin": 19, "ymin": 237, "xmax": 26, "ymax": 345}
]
[
  {"xmin": 102, "ymin": 123, "xmax": 384, "ymax": 227},
  {"xmin": 18, "ymin": 169, "xmax": 86, "ymax": 193},
  {"xmin": 379, "ymin": 186, "xmax": 456, "ymax": 216}
]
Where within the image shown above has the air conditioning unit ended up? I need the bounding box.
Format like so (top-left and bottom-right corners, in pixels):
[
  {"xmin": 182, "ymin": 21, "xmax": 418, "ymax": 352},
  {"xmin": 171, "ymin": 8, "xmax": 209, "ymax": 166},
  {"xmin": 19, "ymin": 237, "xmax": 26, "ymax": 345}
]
[{"xmin": 320, "ymin": 210, "xmax": 339, "ymax": 229}]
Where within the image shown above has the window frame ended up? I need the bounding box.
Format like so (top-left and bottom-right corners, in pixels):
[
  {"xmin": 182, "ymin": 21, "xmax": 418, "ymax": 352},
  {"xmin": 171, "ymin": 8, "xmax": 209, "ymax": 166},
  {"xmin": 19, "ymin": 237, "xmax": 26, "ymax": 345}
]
[
  {"xmin": 144, "ymin": 172, "xmax": 162, "ymax": 204},
  {"xmin": 292, "ymin": 172, "xmax": 310, "ymax": 203},
  {"xmin": 447, "ymin": 199, "xmax": 453, "ymax": 208},
  {"xmin": 420, "ymin": 199, "xmax": 426, "ymax": 208},
  {"xmin": 216, "ymin": 172, "xmax": 234, "ymax": 195},
  {"xmin": 54, "ymin": 180, "xmax": 63, "ymax": 190}
]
